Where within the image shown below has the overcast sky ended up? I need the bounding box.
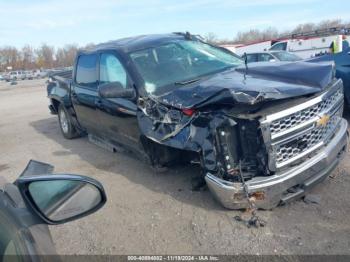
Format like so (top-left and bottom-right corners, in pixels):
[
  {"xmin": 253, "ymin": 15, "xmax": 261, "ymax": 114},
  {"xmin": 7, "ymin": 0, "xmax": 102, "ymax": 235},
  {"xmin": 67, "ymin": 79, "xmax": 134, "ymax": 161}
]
[{"xmin": 1, "ymin": 0, "xmax": 349, "ymax": 48}]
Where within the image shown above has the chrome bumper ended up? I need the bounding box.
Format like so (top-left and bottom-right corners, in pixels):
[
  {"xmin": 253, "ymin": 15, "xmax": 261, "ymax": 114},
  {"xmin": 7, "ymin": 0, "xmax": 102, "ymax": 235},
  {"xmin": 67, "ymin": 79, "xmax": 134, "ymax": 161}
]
[{"xmin": 205, "ymin": 118, "xmax": 348, "ymax": 210}]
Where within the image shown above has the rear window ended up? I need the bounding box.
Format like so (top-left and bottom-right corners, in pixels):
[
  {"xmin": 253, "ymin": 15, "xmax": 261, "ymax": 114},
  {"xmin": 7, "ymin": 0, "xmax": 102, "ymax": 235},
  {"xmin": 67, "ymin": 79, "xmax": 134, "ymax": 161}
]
[{"xmin": 76, "ymin": 54, "xmax": 98, "ymax": 88}]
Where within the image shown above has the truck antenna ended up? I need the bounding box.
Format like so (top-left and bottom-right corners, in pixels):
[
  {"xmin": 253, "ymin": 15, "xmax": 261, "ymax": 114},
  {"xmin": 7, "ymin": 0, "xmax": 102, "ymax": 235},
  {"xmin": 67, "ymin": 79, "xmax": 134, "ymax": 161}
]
[{"xmin": 244, "ymin": 52, "xmax": 248, "ymax": 73}]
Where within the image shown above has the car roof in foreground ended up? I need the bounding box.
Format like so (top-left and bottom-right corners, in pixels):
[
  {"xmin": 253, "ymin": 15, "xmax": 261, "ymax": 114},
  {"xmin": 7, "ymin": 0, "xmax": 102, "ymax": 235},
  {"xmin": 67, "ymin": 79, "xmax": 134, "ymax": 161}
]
[
  {"xmin": 81, "ymin": 33, "xmax": 186, "ymax": 54},
  {"xmin": 269, "ymin": 50, "xmax": 290, "ymax": 54},
  {"xmin": 246, "ymin": 51, "xmax": 290, "ymax": 55}
]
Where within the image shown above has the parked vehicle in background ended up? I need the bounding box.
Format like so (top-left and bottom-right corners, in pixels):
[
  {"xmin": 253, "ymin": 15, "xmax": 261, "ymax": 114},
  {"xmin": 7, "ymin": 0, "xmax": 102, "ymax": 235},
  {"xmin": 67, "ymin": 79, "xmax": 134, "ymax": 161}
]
[
  {"xmin": 47, "ymin": 33, "xmax": 347, "ymax": 210},
  {"xmin": 307, "ymin": 43, "xmax": 350, "ymax": 105},
  {"xmin": 234, "ymin": 27, "xmax": 350, "ymax": 59},
  {"xmin": 33, "ymin": 69, "xmax": 48, "ymax": 79},
  {"xmin": 229, "ymin": 40, "xmax": 272, "ymax": 56},
  {"xmin": 244, "ymin": 51, "xmax": 302, "ymax": 63},
  {"xmin": 0, "ymin": 74, "xmax": 4, "ymax": 81},
  {"xmin": 267, "ymin": 34, "xmax": 346, "ymax": 59},
  {"xmin": 4, "ymin": 71, "xmax": 26, "ymax": 81},
  {"xmin": 24, "ymin": 70, "xmax": 34, "ymax": 80},
  {"xmin": 0, "ymin": 160, "xmax": 106, "ymax": 260},
  {"xmin": 220, "ymin": 44, "xmax": 244, "ymax": 54}
]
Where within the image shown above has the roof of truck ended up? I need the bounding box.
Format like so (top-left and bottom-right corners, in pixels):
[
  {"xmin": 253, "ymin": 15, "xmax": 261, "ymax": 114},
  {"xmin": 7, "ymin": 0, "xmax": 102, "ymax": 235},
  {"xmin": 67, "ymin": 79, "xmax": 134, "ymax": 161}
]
[{"xmin": 82, "ymin": 33, "xmax": 186, "ymax": 53}]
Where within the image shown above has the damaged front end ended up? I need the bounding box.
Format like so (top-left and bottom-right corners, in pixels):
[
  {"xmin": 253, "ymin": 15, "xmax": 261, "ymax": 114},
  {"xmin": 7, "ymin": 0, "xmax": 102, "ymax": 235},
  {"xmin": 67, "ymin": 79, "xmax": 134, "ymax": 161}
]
[
  {"xmin": 137, "ymin": 61, "xmax": 348, "ymax": 210},
  {"xmin": 206, "ymin": 79, "xmax": 348, "ymax": 209}
]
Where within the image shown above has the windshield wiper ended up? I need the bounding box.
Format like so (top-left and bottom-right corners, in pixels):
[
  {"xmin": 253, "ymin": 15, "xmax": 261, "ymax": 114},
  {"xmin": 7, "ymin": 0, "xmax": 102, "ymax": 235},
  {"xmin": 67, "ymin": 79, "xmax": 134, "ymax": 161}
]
[{"xmin": 174, "ymin": 78, "xmax": 201, "ymax": 85}]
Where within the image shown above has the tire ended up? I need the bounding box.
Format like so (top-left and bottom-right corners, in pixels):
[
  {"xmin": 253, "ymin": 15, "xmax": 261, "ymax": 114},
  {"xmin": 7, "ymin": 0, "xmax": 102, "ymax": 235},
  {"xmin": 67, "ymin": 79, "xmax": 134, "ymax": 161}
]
[{"xmin": 58, "ymin": 104, "xmax": 79, "ymax": 139}]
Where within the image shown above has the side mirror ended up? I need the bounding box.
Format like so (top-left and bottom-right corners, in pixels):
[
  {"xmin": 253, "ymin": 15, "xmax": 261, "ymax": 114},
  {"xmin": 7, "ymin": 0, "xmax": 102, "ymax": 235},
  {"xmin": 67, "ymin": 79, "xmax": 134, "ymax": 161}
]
[
  {"xmin": 16, "ymin": 174, "xmax": 107, "ymax": 224},
  {"xmin": 98, "ymin": 82, "xmax": 136, "ymax": 99}
]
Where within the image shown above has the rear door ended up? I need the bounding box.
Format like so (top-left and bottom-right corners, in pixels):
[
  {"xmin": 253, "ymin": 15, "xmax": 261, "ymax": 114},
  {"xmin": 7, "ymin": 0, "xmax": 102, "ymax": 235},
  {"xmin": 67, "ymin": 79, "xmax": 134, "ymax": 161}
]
[
  {"xmin": 71, "ymin": 53, "xmax": 102, "ymax": 135},
  {"xmin": 96, "ymin": 52, "xmax": 141, "ymax": 151}
]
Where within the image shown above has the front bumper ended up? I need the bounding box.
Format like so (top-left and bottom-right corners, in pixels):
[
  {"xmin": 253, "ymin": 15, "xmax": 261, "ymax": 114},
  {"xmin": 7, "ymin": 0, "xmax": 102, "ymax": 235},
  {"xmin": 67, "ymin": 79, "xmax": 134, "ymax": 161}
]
[{"xmin": 205, "ymin": 118, "xmax": 348, "ymax": 210}]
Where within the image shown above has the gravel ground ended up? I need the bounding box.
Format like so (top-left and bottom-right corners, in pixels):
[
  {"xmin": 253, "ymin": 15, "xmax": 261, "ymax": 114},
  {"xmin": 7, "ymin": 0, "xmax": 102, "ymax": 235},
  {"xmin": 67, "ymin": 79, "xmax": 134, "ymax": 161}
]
[{"xmin": 0, "ymin": 79, "xmax": 350, "ymax": 255}]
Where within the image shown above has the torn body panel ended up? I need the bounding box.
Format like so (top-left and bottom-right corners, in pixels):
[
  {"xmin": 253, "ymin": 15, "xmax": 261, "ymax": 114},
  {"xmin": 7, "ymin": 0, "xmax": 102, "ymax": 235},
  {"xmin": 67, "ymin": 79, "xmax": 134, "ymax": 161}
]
[{"xmin": 138, "ymin": 98, "xmax": 237, "ymax": 173}]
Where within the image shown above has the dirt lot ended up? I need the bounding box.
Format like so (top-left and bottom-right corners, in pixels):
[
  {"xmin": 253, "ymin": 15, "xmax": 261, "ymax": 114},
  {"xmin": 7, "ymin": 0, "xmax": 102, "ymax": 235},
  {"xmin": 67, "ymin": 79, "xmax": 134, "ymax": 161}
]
[{"xmin": 1, "ymin": 79, "xmax": 350, "ymax": 255}]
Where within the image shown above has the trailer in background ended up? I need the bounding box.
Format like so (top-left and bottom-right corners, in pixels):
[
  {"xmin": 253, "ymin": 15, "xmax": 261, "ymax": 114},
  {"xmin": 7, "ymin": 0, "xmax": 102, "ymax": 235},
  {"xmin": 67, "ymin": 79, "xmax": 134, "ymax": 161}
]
[
  {"xmin": 268, "ymin": 35, "xmax": 345, "ymax": 59},
  {"xmin": 229, "ymin": 27, "xmax": 350, "ymax": 59},
  {"xmin": 219, "ymin": 44, "xmax": 243, "ymax": 54},
  {"xmin": 233, "ymin": 41, "xmax": 272, "ymax": 56}
]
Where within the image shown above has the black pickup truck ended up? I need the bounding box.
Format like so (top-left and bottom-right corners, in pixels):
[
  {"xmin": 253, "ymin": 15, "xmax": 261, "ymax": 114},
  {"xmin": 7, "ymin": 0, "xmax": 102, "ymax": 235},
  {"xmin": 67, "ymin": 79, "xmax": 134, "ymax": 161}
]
[{"xmin": 47, "ymin": 33, "xmax": 348, "ymax": 209}]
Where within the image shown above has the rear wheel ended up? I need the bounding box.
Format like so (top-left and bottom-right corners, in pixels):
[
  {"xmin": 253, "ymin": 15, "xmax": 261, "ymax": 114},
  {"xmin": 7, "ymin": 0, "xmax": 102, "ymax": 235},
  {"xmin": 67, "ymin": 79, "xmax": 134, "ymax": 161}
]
[{"xmin": 58, "ymin": 104, "xmax": 79, "ymax": 139}]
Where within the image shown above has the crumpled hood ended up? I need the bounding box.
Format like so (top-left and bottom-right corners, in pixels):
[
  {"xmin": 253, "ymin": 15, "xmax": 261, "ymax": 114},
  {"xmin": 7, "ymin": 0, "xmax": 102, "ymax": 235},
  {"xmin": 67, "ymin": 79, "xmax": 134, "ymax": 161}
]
[{"xmin": 155, "ymin": 61, "xmax": 335, "ymax": 109}]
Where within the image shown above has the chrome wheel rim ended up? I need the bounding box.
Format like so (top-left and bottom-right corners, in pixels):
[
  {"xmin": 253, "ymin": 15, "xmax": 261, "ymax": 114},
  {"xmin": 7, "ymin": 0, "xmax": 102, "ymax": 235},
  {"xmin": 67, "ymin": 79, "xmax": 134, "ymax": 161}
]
[{"xmin": 59, "ymin": 110, "xmax": 69, "ymax": 134}]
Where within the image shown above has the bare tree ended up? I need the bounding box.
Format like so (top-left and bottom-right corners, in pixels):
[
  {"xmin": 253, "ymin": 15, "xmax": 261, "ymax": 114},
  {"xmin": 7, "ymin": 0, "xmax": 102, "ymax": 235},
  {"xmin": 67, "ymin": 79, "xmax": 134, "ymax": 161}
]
[
  {"xmin": 36, "ymin": 44, "xmax": 55, "ymax": 69},
  {"xmin": 235, "ymin": 27, "xmax": 278, "ymax": 43},
  {"xmin": 204, "ymin": 32, "xmax": 219, "ymax": 44},
  {"xmin": 21, "ymin": 45, "xmax": 35, "ymax": 69},
  {"xmin": 56, "ymin": 44, "xmax": 78, "ymax": 67},
  {"xmin": 291, "ymin": 23, "xmax": 316, "ymax": 34},
  {"xmin": 83, "ymin": 43, "xmax": 95, "ymax": 49},
  {"xmin": 317, "ymin": 19, "xmax": 343, "ymax": 30},
  {"xmin": 0, "ymin": 46, "xmax": 21, "ymax": 70}
]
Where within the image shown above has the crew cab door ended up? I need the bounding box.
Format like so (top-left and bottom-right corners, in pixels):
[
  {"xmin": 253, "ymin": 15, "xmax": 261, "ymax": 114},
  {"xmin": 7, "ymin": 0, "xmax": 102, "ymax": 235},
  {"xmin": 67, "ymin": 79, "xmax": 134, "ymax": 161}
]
[
  {"xmin": 71, "ymin": 53, "xmax": 102, "ymax": 135},
  {"xmin": 96, "ymin": 52, "xmax": 141, "ymax": 151}
]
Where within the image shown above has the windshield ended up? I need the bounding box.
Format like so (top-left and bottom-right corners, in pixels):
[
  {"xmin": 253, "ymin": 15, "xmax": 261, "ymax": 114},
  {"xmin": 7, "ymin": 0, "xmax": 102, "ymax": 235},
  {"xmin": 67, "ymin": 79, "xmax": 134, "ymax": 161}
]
[
  {"xmin": 129, "ymin": 40, "xmax": 242, "ymax": 94},
  {"xmin": 273, "ymin": 51, "xmax": 301, "ymax": 62}
]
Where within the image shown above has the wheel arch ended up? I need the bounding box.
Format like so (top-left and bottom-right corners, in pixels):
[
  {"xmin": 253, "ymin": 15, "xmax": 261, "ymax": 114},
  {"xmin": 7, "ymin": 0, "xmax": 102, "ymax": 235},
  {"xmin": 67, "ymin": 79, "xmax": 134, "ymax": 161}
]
[{"xmin": 50, "ymin": 98, "xmax": 61, "ymax": 113}]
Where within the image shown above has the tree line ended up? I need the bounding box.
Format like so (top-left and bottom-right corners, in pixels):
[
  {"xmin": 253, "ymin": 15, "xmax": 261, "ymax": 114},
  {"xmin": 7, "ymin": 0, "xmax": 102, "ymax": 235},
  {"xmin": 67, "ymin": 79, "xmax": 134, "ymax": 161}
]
[
  {"xmin": 0, "ymin": 43, "xmax": 89, "ymax": 72},
  {"xmin": 1, "ymin": 19, "xmax": 349, "ymax": 71}
]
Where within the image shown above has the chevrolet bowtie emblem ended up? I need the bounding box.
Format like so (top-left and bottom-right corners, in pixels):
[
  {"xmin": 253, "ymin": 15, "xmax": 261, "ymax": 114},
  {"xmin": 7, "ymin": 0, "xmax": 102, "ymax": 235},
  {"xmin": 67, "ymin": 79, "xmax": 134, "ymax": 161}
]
[{"xmin": 317, "ymin": 115, "xmax": 330, "ymax": 127}]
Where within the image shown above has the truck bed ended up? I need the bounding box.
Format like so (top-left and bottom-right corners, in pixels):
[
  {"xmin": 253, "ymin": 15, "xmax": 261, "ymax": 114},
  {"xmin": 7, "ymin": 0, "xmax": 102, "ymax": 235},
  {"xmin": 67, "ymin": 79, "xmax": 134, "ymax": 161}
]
[
  {"xmin": 50, "ymin": 69, "xmax": 73, "ymax": 83},
  {"xmin": 47, "ymin": 69, "xmax": 72, "ymax": 101}
]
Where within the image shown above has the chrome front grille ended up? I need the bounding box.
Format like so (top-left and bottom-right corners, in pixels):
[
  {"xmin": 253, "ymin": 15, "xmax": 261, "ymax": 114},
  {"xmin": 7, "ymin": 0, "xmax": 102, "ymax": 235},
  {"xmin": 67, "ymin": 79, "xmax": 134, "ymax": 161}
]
[
  {"xmin": 261, "ymin": 79, "xmax": 344, "ymax": 170},
  {"xmin": 274, "ymin": 109, "xmax": 342, "ymax": 165},
  {"xmin": 270, "ymin": 87, "xmax": 343, "ymax": 136}
]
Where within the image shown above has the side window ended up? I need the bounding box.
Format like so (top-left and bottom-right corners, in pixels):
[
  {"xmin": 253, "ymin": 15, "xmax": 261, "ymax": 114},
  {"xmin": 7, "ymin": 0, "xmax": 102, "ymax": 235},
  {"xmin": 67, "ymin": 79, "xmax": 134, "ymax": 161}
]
[
  {"xmin": 246, "ymin": 54, "xmax": 257, "ymax": 63},
  {"xmin": 99, "ymin": 54, "xmax": 127, "ymax": 88},
  {"xmin": 270, "ymin": 42, "xmax": 287, "ymax": 51},
  {"xmin": 258, "ymin": 53, "xmax": 274, "ymax": 62},
  {"xmin": 75, "ymin": 54, "xmax": 98, "ymax": 88}
]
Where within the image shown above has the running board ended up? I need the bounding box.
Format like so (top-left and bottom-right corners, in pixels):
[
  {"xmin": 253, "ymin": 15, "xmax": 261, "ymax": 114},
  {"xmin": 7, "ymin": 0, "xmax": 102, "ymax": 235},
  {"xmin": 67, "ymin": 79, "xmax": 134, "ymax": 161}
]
[
  {"xmin": 88, "ymin": 134, "xmax": 124, "ymax": 153},
  {"xmin": 88, "ymin": 134, "xmax": 151, "ymax": 164}
]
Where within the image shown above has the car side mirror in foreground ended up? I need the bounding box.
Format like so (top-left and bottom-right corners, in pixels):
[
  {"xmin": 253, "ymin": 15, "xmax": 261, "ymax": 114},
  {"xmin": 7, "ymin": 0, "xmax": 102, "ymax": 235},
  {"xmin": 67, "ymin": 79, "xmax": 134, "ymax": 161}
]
[
  {"xmin": 98, "ymin": 81, "xmax": 136, "ymax": 99},
  {"xmin": 16, "ymin": 174, "xmax": 107, "ymax": 225}
]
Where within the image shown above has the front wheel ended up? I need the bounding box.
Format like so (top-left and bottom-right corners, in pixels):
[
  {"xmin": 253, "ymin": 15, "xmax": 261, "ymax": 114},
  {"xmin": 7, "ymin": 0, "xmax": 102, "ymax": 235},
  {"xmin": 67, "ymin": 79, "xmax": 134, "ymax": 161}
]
[{"xmin": 58, "ymin": 104, "xmax": 79, "ymax": 139}]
